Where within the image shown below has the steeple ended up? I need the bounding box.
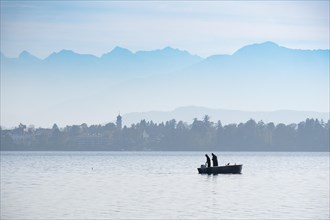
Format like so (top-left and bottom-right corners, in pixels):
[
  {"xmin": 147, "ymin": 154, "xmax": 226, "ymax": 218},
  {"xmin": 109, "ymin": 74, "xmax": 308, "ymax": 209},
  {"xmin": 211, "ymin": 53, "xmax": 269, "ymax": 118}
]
[{"xmin": 116, "ymin": 114, "xmax": 122, "ymax": 130}]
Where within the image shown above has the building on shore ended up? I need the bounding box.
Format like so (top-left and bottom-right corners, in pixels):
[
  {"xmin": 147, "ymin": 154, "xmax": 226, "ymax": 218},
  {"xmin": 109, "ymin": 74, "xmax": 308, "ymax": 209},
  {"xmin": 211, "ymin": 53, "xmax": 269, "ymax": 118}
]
[{"xmin": 116, "ymin": 114, "xmax": 122, "ymax": 130}]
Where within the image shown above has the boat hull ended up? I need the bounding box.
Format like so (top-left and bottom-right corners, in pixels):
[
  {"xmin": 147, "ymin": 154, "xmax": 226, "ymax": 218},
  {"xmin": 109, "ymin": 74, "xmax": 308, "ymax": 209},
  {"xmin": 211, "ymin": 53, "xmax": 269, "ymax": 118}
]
[{"xmin": 198, "ymin": 164, "xmax": 242, "ymax": 174}]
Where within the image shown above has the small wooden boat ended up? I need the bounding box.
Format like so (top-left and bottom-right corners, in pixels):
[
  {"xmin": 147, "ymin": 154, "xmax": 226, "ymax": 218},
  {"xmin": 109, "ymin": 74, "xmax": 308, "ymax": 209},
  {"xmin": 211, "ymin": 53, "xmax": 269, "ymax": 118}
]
[{"xmin": 197, "ymin": 164, "xmax": 243, "ymax": 174}]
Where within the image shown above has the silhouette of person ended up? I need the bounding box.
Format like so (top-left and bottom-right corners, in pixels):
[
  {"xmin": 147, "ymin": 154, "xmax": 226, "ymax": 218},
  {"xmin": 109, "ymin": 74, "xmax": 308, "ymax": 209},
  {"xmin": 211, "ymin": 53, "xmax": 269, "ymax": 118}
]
[
  {"xmin": 205, "ymin": 154, "xmax": 211, "ymax": 168},
  {"xmin": 212, "ymin": 153, "xmax": 218, "ymax": 167}
]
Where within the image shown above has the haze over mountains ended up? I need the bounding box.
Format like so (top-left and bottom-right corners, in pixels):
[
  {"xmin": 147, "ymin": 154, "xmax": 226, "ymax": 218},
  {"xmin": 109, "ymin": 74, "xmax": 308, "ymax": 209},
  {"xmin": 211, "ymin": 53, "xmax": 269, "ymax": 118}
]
[{"xmin": 1, "ymin": 42, "xmax": 329, "ymax": 127}]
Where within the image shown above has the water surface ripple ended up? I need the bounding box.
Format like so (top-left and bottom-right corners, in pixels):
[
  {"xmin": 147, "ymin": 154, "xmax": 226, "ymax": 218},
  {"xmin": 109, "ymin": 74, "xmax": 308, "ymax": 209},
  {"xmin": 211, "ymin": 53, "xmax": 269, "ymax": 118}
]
[{"xmin": 1, "ymin": 151, "xmax": 329, "ymax": 219}]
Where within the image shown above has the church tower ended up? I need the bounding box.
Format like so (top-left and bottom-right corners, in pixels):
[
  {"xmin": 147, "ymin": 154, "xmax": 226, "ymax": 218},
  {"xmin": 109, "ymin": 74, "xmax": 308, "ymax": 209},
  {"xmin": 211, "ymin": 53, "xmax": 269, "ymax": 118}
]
[{"xmin": 116, "ymin": 114, "xmax": 122, "ymax": 130}]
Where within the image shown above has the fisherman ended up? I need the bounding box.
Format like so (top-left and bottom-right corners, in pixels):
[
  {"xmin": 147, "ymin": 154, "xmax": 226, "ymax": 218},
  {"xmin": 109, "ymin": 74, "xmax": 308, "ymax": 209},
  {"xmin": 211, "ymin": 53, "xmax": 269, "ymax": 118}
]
[
  {"xmin": 205, "ymin": 154, "xmax": 211, "ymax": 168},
  {"xmin": 211, "ymin": 153, "xmax": 218, "ymax": 167}
]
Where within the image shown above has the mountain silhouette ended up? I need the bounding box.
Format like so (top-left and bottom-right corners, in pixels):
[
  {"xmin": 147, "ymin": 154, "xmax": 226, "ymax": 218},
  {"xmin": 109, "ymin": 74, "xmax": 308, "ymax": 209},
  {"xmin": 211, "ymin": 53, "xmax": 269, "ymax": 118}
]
[
  {"xmin": 1, "ymin": 42, "xmax": 329, "ymax": 127},
  {"xmin": 2, "ymin": 42, "xmax": 328, "ymax": 80},
  {"xmin": 2, "ymin": 46, "xmax": 202, "ymax": 80}
]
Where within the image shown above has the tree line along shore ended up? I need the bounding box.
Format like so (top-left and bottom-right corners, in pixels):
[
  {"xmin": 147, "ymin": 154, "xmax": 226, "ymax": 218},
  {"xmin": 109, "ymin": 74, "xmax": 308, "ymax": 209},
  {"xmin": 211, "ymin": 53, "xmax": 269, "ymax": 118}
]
[{"xmin": 1, "ymin": 116, "xmax": 329, "ymax": 151}]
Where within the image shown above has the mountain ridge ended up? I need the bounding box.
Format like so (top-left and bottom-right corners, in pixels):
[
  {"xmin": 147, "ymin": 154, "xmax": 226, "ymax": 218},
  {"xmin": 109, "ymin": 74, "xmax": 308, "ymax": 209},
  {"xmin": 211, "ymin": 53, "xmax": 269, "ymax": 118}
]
[
  {"xmin": 1, "ymin": 46, "xmax": 203, "ymax": 60},
  {"xmin": 122, "ymin": 106, "xmax": 330, "ymax": 126},
  {"xmin": 2, "ymin": 41, "xmax": 328, "ymax": 60}
]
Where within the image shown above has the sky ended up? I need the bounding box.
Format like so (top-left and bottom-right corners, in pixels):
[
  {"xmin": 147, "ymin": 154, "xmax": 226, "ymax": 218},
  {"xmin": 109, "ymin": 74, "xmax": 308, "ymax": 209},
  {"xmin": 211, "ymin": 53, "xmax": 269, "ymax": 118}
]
[{"xmin": 1, "ymin": 1, "xmax": 329, "ymax": 58}]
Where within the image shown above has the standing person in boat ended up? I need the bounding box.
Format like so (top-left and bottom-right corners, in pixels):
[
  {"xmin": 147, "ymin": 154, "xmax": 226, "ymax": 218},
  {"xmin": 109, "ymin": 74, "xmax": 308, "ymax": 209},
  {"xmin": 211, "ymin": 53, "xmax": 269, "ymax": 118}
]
[
  {"xmin": 212, "ymin": 153, "xmax": 218, "ymax": 167},
  {"xmin": 205, "ymin": 154, "xmax": 211, "ymax": 168}
]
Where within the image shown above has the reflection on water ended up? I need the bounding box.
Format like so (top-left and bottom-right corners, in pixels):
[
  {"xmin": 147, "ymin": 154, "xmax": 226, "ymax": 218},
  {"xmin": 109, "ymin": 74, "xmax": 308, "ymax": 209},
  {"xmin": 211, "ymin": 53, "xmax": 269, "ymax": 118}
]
[{"xmin": 1, "ymin": 151, "xmax": 329, "ymax": 219}]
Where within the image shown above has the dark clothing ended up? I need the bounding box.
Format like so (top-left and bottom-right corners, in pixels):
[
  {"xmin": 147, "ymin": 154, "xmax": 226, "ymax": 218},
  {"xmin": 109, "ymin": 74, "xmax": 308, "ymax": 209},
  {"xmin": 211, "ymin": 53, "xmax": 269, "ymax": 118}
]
[
  {"xmin": 205, "ymin": 154, "xmax": 211, "ymax": 168},
  {"xmin": 212, "ymin": 153, "xmax": 218, "ymax": 167}
]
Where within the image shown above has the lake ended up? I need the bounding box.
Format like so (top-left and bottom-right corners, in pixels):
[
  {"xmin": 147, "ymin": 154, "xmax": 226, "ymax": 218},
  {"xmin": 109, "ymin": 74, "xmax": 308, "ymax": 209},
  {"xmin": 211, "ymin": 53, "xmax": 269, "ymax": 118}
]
[{"xmin": 1, "ymin": 151, "xmax": 329, "ymax": 219}]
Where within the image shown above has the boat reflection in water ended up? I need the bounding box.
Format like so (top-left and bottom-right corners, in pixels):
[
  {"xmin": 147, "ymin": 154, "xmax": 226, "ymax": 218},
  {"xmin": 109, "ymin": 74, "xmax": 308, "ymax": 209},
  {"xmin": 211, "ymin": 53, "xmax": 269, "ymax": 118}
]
[{"xmin": 197, "ymin": 164, "xmax": 243, "ymax": 174}]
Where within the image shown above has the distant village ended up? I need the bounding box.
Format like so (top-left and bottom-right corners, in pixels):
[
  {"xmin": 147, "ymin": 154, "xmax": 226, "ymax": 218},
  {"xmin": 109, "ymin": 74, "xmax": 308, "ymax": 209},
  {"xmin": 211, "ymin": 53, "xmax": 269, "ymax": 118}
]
[{"xmin": 1, "ymin": 115, "xmax": 329, "ymax": 151}]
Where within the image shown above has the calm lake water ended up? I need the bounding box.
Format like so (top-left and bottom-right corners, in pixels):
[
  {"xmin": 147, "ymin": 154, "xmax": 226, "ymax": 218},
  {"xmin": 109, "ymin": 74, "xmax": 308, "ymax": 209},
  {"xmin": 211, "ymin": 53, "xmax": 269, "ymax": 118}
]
[{"xmin": 1, "ymin": 151, "xmax": 329, "ymax": 219}]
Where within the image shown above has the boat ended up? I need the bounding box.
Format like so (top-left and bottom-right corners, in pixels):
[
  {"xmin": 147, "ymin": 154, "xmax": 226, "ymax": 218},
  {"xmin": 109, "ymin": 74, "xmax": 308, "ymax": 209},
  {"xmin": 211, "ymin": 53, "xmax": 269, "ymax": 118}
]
[{"xmin": 197, "ymin": 164, "xmax": 243, "ymax": 174}]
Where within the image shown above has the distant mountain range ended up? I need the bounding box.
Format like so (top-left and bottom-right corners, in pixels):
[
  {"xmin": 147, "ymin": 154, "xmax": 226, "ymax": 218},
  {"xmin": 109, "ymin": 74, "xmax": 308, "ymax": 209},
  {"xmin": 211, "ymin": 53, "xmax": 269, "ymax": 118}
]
[
  {"xmin": 122, "ymin": 106, "xmax": 329, "ymax": 126},
  {"xmin": 2, "ymin": 41, "xmax": 328, "ymax": 81},
  {"xmin": 1, "ymin": 42, "xmax": 329, "ymax": 127},
  {"xmin": 1, "ymin": 46, "xmax": 202, "ymax": 82}
]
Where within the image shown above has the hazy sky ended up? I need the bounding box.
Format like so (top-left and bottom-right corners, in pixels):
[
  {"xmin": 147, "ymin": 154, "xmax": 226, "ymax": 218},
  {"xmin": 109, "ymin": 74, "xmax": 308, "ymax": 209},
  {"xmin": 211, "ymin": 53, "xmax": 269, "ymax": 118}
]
[{"xmin": 1, "ymin": 1, "xmax": 329, "ymax": 58}]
